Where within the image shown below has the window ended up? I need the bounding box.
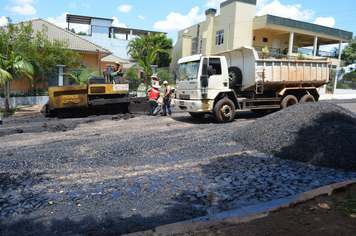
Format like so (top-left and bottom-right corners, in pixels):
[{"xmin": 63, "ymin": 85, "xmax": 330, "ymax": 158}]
[
  {"xmin": 253, "ymin": 36, "xmax": 255, "ymax": 41},
  {"xmin": 215, "ymin": 30, "xmax": 224, "ymax": 46},
  {"xmin": 263, "ymin": 37, "xmax": 268, "ymax": 43},
  {"xmin": 209, "ymin": 58, "xmax": 222, "ymax": 75},
  {"xmin": 178, "ymin": 60, "xmax": 200, "ymax": 80}
]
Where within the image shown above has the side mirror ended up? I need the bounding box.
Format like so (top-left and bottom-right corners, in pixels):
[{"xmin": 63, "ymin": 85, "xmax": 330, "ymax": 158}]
[
  {"xmin": 202, "ymin": 58, "xmax": 208, "ymax": 75},
  {"xmin": 202, "ymin": 58, "xmax": 213, "ymax": 77},
  {"xmin": 207, "ymin": 66, "xmax": 213, "ymax": 76}
]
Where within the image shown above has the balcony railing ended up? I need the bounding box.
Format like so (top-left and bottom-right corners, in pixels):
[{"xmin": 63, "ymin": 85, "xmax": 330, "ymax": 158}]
[
  {"xmin": 292, "ymin": 47, "xmax": 338, "ymax": 58},
  {"xmin": 254, "ymin": 45, "xmax": 339, "ymax": 60}
]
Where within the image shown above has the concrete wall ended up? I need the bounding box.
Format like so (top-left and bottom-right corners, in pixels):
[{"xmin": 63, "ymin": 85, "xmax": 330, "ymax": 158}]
[
  {"xmin": 335, "ymin": 89, "xmax": 356, "ymax": 94},
  {"xmin": 222, "ymin": 1, "xmax": 255, "ymax": 50},
  {"xmin": 8, "ymin": 96, "xmax": 49, "ymax": 106}
]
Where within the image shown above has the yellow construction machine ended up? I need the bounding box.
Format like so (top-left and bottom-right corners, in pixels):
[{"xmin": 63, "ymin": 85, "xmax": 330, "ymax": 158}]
[{"xmin": 44, "ymin": 75, "xmax": 149, "ymax": 117}]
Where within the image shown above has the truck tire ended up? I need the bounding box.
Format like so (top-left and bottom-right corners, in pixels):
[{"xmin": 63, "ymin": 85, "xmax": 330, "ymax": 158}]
[
  {"xmin": 299, "ymin": 94, "xmax": 315, "ymax": 103},
  {"xmin": 189, "ymin": 112, "xmax": 205, "ymax": 118},
  {"xmin": 228, "ymin": 67, "xmax": 242, "ymax": 88},
  {"xmin": 41, "ymin": 102, "xmax": 50, "ymax": 117},
  {"xmin": 213, "ymin": 98, "xmax": 235, "ymax": 123},
  {"xmin": 280, "ymin": 95, "xmax": 298, "ymax": 109}
]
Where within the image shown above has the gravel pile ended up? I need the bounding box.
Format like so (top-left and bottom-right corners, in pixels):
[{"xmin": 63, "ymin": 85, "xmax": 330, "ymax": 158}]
[{"xmin": 233, "ymin": 102, "xmax": 356, "ymax": 172}]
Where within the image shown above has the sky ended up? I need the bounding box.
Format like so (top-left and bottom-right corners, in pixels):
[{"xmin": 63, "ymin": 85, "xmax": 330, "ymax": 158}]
[{"xmin": 0, "ymin": 0, "xmax": 355, "ymax": 50}]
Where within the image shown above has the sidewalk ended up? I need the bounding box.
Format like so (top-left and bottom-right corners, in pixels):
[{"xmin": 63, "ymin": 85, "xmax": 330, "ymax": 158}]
[
  {"xmin": 12, "ymin": 104, "xmax": 44, "ymax": 115},
  {"xmin": 319, "ymin": 93, "xmax": 356, "ymax": 100},
  {"xmin": 124, "ymin": 180, "xmax": 356, "ymax": 236}
]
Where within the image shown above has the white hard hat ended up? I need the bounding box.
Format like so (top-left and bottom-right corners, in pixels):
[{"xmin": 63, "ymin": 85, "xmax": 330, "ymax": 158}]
[
  {"xmin": 151, "ymin": 74, "xmax": 158, "ymax": 78},
  {"xmin": 163, "ymin": 81, "xmax": 169, "ymax": 85}
]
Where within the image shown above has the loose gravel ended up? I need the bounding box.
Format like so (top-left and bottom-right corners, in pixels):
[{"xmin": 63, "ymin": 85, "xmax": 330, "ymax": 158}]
[
  {"xmin": 233, "ymin": 102, "xmax": 356, "ymax": 172},
  {"xmin": 0, "ymin": 102, "xmax": 356, "ymax": 235}
]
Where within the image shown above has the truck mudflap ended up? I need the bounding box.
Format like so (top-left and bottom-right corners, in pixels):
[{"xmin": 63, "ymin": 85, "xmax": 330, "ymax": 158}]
[{"xmin": 174, "ymin": 99, "xmax": 212, "ymax": 113}]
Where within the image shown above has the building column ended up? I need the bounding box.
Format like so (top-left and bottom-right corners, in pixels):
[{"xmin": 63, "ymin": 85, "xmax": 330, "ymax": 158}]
[
  {"xmin": 313, "ymin": 34, "xmax": 318, "ymax": 58},
  {"xmin": 333, "ymin": 40, "xmax": 343, "ymax": 94},
  {"xmin": 57, "ymin": 65, "xmax": 66, "ymax": 86},
  {"xmin": 288, "ymin": 29, "xmax": 294, "ymax": 57}
]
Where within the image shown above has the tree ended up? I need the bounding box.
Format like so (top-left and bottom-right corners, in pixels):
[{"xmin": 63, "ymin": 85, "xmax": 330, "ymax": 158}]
[
  {"xmin": 77, "ymin": 31, "xmax": 87, "ymax": 36},
  {"xmin": 342, "ymin": 36, "xmax": 356, "ymax": 70},
  {"xmin": 127, "ymin": 34, "xmax": 172, "ymax": 89},
  {"xmin": 0, "ymin": 52, "xmax": 34, "ymax": 111},
  {"xmin": 151, "ymin": 34, "xmax": 173, "ymax": 67},
  {"xmin": 0, "ymin": 18, "xmax": 81, "ymax": 96},
  {"xmin": 59, "ymin": 67, "xmax": 98, "ymax": 85},
  {"xmin": 339, "ymin": 70, "xmax": 356, "ymax": 90},
  {"xmin": 0, "ymin": 18, "xmax": 34, "ymax": 111},
  {"xmin": 23, "ymin": 24, "xmax": 81, "ymax": 92},
  {"xmin": 124, "ymin": 67, "xmax": 140, "ymax": 91},
  {"xmin": 157, "ymin": 68, "xmax": 172, "ymax": 85}
]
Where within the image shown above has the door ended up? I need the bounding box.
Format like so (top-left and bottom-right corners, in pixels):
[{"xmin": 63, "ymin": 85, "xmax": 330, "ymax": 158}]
[{"xmin": 272, "ymin": 39, "xmax": 280, "ymax": 54}]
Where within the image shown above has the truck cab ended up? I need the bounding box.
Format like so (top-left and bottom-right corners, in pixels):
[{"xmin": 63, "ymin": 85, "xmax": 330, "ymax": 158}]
[{"xmin": 174, "ymin": 54, "xmax": 235, "ymax": 119}]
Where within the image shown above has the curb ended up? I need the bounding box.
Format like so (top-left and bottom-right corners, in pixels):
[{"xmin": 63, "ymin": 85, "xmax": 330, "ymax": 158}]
[{"xmin": 123, "ymin": 180, "xmax": 356, "ymax": 236}]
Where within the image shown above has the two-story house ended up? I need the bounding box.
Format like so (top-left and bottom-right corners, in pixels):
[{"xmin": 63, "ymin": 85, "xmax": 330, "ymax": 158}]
[{"xmin": 171, "ymin": 0, "xmax": 353, "ymax": 71}]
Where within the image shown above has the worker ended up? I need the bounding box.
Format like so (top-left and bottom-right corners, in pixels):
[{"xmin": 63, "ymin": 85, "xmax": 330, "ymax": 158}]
[
  {"xmin": 147, "ymin": 84, "xmax": 161, "ymax": 115},
  {"xmin": 161, "ymin": 81, "xmax": 172, "ymax": 116},
  {"xmin": 109, "ymin": 61, "xmax": 123, "ymax": 83},
  {"xmin": 114, "ymin": 61, "xmax": 123, "ymax": 74},
  {"xmin": 151, "ymin": 74, "xmax": 159, "ymax": 86}
]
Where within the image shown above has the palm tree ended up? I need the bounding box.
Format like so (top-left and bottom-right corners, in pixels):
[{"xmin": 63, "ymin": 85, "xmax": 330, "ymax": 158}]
[
  {"xmin": 0, "ymin": 51, "xmax": 34, "ymax": 111},
  {"xmin": 59, "ymin": 67, "xmax": 98, "ymax": 85},
  {"xmin": 151, "ymin": 34, "xmax": 173, "ymax": 67},
  {"xmin": 127, "ymin": 34, "xmax": 172, "ymax": 89}
]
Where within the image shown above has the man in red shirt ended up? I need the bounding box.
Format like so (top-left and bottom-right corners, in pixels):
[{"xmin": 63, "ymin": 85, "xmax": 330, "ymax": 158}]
[{"xmin": 147, "ymin": 84, "xmax": 161, "ymax": 115}]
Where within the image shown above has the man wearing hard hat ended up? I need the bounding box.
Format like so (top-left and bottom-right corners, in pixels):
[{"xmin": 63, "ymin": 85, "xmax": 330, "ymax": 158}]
[
  {"xmin": 161, "ymin": 81, "xmax": 172, "ymax": 116},
  {"xmin": 147, "ymin": 83, "xmax": 161, "ymax": 115}
]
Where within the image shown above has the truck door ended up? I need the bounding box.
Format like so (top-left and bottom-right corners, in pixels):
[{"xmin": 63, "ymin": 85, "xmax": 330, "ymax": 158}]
[{"xmin": 207, "ymin": 58, "xmax": 225, "ymax": 97}]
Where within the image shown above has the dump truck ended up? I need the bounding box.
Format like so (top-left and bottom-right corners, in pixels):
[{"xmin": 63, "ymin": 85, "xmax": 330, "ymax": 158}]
[
  {"xmin": 43, "ymin": 76, "xmax": 149, "ymax": 117},
  {"xmin": 174, "ymin": 46, "xmax": 331, "ymax": 123}
]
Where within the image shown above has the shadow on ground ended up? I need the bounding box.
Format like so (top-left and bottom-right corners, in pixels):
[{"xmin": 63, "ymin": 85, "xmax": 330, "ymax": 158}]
[{"xmin": 0, "ymin": 196, "xmax": 206, "ymax": 236}]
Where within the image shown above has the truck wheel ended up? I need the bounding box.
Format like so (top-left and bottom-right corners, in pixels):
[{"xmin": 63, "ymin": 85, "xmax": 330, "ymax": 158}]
[
  {"xmin": 228, "ymin": 67, "xmax": 242, "ymax": 88},
  {"xmin": 189, "ymin": 112, "xmax": 205, "ymax": 118},
  {"xmin": 280, "ymin": 95, "xmax": 298, "ymax": 109},
  {"xmin": 213, "ymin": 99, "xmax": 235, "ymax": 123},
  {"xmin": 41, "ymin": 102, "xmax": 50, "ymax": 117},
  {"xmin": 299, "ymin": 94, "xmax": 315, "ymax": 103}
]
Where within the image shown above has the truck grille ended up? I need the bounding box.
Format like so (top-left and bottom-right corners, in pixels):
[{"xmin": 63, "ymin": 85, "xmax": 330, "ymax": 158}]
[
  {"xmin": 179, "ymin": 94, "xmax": 190, "ymax": 100},
  {"xmin": 90, "ymin": 87, "xmax": 106, "ymax": 93}
]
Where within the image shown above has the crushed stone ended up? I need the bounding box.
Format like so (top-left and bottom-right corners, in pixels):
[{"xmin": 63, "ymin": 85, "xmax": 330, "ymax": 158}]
[{"xmin": 233, "ymin": 102, "xmax": 356, "ymax": 172}]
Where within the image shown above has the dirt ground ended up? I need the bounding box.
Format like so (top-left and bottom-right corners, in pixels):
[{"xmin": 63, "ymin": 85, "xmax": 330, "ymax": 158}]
[{"xmin": 173, "ymin": 183, "xmax": 356, "ymax": 236}]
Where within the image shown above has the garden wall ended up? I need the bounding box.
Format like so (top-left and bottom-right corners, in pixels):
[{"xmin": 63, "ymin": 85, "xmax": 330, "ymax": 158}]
[{"xmin": 9, "ymin": 96, "xmax": 49, "ymax": 106}]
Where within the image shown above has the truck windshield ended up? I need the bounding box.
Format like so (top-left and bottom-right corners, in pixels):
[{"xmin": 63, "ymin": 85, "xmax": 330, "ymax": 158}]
[{"xmin": 178, "ymin": 61, "xmax": 200, "ymax": 80}]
